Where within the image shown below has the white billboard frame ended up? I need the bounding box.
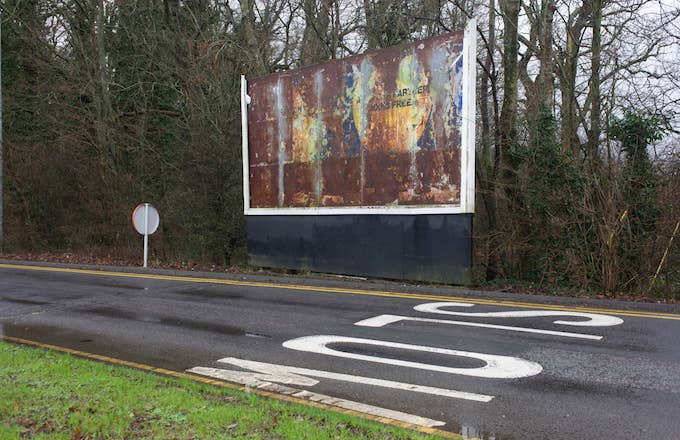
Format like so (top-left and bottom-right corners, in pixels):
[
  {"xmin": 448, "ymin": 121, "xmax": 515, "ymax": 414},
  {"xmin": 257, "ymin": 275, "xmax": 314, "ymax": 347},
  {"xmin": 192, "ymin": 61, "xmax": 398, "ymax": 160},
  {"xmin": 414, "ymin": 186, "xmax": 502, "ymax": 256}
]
[{"xmin": 242, "ymin": 20, "xmax": 476, "ymax": 216}]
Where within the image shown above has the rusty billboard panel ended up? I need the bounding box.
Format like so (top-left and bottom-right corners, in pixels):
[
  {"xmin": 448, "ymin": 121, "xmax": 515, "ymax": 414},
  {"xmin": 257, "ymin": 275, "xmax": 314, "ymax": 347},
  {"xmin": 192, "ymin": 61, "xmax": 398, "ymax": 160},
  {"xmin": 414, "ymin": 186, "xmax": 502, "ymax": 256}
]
[{"xmin": 243, "ymin": 29, "xmax": 475, "ymax": 214}]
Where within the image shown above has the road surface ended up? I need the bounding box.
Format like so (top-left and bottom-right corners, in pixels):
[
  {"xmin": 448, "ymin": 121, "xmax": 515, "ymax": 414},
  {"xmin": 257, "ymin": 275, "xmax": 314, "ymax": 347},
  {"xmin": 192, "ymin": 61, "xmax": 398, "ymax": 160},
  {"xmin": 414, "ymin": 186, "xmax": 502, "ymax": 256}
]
[{"xmin": 1, "ymin": 261, "xmax": 679, "ymax": 439}]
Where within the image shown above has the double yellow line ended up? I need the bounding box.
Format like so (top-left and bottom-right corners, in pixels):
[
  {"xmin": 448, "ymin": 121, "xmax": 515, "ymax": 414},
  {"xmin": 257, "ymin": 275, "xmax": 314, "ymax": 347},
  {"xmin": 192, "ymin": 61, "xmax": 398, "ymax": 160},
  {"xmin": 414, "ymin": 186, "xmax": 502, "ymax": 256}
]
[
  {"xmin": 2, "ymin": 261, "xmax": 679, "ymax": 438},
  {"xmin": 1, "ymin": 262, "xmax": 679, "ymax": 321}
]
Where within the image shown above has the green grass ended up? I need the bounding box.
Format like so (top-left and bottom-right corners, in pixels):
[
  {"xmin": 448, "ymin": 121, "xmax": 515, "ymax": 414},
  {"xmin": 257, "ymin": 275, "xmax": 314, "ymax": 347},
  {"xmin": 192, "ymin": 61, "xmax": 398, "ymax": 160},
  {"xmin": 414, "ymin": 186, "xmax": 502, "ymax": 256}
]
[{"xmin": 0, "ymin": 341, "xmax": 437, "ymax": 439}]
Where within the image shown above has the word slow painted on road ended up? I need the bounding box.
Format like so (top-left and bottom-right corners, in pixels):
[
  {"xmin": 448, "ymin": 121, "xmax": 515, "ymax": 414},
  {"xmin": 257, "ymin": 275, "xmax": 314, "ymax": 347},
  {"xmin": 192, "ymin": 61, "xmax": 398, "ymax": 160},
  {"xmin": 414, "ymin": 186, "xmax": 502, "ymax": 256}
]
[{"xmin": 188, "ymin": 301, "xmax": 624, "ymax": 429}]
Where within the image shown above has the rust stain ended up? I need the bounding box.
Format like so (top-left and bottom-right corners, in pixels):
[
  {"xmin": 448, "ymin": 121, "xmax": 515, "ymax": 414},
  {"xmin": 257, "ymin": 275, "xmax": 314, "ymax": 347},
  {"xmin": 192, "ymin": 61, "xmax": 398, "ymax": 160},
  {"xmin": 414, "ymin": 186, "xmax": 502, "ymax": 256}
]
[{"xmin": 247, "ymin": 31, "xmax": 465, "ymax": 209}]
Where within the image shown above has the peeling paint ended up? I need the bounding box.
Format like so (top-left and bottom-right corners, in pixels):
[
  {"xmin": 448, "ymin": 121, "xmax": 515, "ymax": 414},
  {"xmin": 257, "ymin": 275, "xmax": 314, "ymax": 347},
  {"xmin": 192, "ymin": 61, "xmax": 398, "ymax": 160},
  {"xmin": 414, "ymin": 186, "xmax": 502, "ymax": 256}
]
[{"xmin": 247, "ymin": 31, "xmax": 465, "ymax": 209}]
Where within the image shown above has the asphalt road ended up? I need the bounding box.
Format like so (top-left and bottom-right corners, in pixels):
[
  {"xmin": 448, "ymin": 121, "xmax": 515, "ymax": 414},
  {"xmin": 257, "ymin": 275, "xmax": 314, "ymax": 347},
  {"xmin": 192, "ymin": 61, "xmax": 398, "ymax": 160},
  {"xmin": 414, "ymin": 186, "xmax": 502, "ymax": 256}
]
[{"xmin": 2, "ymin": 262, "xmax": 680, "ymax": 439}]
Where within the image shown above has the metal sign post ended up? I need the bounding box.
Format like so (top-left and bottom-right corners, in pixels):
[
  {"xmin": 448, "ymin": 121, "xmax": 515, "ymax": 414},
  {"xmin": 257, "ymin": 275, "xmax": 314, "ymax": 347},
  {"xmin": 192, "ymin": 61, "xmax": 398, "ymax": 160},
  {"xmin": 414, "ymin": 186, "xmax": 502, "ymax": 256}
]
[
  {"xmin": 143, "ymin": 204, "xmax": 149, "ymax": 267},
  {"xmin": 132, "ymin": 203, "xmax": 160, "ymax": 268}
]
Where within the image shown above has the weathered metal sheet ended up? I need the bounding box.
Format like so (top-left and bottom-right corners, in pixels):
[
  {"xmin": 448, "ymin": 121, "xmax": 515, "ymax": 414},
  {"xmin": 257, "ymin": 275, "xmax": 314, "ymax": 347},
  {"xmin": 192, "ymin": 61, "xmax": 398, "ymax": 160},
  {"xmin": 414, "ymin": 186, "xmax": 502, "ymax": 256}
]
[
  {"xmin": 247, "ymin": 214, "xmax": 473, "ymax": 284},
  {"xmin": 246, "ymin": 31, "xmax": 465, "ymax": 210}
]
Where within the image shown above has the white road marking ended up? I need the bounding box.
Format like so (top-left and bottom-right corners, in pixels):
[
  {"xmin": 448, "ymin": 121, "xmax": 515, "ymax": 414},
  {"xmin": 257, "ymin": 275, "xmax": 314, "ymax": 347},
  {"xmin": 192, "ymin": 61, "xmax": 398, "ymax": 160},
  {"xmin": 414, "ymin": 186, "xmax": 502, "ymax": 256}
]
[
  {"xmin": 354, "ymin": 314, "xmax": 603, "ymax": 340},
  {"xmin": 187, "ymin": 365, "xmax": 447, "ymax": 427},
  {"xmin": 211, "ymin": 356, "xmax": 493, "ymax": 402},
  {"xmin": 283, "ymin": 335, "xmax": 543, "ymax": 379},
  {"xmin": 414, "ymin": 302, "xmax": 624, "ymax": 327}
]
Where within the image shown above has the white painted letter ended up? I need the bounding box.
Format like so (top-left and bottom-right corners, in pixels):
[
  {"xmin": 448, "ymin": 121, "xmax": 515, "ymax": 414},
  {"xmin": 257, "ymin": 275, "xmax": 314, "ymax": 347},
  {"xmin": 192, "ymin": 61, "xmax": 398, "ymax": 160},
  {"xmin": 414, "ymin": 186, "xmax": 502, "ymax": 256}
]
[
  {"xmin": 354, "ymin": 314, "xmax": 603, "ymax": 340},
  {"xmin": 414, "ymin": 302, "xmax": 624, "ymax": 327},
  {"xmin": 283, "ymin": 335, "xmax": 542, "ymax": 379}
]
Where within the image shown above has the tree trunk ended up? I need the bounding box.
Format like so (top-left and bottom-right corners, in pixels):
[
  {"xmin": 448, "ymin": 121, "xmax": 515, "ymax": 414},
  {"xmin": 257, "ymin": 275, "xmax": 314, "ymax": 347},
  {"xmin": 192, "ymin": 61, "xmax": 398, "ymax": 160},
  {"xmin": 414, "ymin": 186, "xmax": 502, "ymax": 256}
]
[
  {"xmin": 479, "ymin": 0, "xmax": 501, "ymax": 280},
  {"xmin": 588, "ymin": 0, "xmax": 602, "ymax": 165},
  {"xmin": 499, "ymin": 0, "xmax": 520, "ymax": 166},
  {"xmin": 239, "ymin": 0, "xmax": 266, "ymax": 73},
  {"xmin": 557, "ymin": 2, "xmax": 591, "ymax": 155},
  {"xmin": 521, "ymin": 0, "xmax": 556, "ymax": 146},
  {"xmin": 94, "ymin": 0, "xmax": 114, "ymax": 165},
  {"xmin": 300, "ymin": 0, "xmax": 332, "ymax": 65}
]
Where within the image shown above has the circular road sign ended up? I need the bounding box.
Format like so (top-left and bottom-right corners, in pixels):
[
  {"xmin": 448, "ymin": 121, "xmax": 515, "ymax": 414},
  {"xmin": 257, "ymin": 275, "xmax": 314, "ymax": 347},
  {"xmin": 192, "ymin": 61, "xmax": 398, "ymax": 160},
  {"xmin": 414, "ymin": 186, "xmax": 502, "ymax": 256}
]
[{"xmin": 132, "ymin": 203, "xmax": 160, "ymax": 235}]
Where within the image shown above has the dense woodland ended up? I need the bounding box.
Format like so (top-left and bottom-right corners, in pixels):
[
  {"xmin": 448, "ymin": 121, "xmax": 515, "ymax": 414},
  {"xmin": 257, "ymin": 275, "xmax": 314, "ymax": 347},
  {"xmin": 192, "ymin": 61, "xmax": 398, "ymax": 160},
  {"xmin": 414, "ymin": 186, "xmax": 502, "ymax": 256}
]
[{"xmin": 2, "ymin": 0, "xmax": 679, "ymax": 297}]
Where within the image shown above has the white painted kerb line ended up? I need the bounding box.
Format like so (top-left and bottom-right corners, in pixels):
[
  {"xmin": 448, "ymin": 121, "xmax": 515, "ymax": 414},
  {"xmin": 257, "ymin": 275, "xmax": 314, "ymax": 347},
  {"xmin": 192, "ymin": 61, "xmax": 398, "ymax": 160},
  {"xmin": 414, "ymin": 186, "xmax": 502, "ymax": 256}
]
[
  {"xmin": 354, "ymin": 315, "xmax": 604, "ymax": 340},
  {"xmin": 283, "ymin": 335, "xmax": 543, "ymax": 379},
  {"xmin": 188, "ymin": 364, "xmax": 447, "ymax": 427}
]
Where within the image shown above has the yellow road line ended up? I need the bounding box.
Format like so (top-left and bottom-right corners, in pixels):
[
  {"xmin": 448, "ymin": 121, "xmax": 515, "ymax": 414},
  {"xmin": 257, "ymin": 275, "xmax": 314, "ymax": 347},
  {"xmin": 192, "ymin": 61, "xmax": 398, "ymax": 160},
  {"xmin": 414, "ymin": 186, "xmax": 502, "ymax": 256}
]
[
  {"xmin": 1, "ymin": 262, "xmax": 679, "ymax": 321},
  {"xmin": 0, "ymin": 335, "xmax": 459, "ymax": 439}
]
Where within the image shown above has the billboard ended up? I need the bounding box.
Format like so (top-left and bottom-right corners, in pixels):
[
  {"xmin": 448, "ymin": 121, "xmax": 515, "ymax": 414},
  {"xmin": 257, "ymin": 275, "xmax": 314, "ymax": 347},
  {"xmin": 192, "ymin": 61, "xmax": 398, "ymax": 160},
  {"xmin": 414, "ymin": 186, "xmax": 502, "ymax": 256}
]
[{"xmin": 242, "ymin": 23, "xmax": 475, "ymax": 215}]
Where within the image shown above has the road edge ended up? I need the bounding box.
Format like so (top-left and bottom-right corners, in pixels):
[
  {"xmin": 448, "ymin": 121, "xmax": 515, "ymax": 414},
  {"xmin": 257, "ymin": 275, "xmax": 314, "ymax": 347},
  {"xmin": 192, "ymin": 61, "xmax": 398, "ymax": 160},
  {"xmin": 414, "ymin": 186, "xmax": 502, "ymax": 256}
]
[{"xmin": 0, "ymin": 334, "xmax": 458, "ymax": 439}]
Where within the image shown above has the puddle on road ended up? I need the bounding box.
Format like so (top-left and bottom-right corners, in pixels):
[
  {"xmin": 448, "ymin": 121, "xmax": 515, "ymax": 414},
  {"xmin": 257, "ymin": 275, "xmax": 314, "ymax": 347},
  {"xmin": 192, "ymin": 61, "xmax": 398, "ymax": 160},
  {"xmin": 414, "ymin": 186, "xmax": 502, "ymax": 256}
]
[
  {"xmin": 92, "ymin": 282, "xmax": 146, "ymax": 290},
  {"xmin": 0, "ymin": 321, "xmax": 193, "ymax": 373},
  {"xmin": 170, "ymin": 287, "xmax": 361, "ymax": 312},
  {"xmin": 173, "ymin": 288, "xmax": 244, "ymax": 301},
  {"xmin": 159, "ymin": 316, "xmax": 257, "ymax": 336},
  {"xmin": 1, "ymin": 297, "xmax": 51, "ymax": 306},
  {"xmin": 79, "ymin": 306, "xmax": 138, "ymax": 320},
  {"xmin": 75, "ymin": 306, "xmax": 271, "ymax": 338},
  {"xmin": 3, "ymin": 270, "xmax": 146, "ymax": 291},
  {"xmin": 0, "ymin": 322, "xmax": 103, "ymax": 349},
  {"xmin": 455, "ymin": 425, "xmax": 508, "ymax": 440}
]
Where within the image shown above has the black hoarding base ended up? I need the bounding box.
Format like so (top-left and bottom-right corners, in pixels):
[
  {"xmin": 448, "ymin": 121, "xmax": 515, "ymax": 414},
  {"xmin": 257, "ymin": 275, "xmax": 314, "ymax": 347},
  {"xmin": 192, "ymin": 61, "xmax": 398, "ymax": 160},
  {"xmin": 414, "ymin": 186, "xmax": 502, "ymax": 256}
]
[{"xmin": 246, "ymin": 214, "xmax": 472, "ymax": 285}]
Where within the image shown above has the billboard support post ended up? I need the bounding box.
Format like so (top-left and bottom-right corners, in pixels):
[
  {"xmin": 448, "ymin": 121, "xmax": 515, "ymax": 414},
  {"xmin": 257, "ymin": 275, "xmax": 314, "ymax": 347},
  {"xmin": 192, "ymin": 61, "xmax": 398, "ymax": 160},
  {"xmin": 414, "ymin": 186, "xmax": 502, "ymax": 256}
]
[
  {"xmin": 462, "ymin": 19, "xmax": 477, "ymax": 214},
  {"xmin": 241, "ymin": 75, "xmax": 250, "ymax": 214}
]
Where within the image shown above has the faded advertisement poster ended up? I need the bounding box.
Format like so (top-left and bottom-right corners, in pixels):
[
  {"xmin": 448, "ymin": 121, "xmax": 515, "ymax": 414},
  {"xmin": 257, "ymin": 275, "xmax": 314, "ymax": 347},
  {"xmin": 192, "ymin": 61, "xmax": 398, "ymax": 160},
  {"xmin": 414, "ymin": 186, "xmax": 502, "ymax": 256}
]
[{"xmin": 246, "ymin": 31, "xmax": 465, "ymax": 210}]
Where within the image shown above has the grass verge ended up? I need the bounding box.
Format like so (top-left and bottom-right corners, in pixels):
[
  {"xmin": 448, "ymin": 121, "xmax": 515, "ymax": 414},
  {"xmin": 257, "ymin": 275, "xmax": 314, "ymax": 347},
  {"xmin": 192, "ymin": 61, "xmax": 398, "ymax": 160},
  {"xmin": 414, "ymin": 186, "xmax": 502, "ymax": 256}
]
[{"xmin": 0, "ymin": 341, "xmax": 437, "ymax": 439}]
